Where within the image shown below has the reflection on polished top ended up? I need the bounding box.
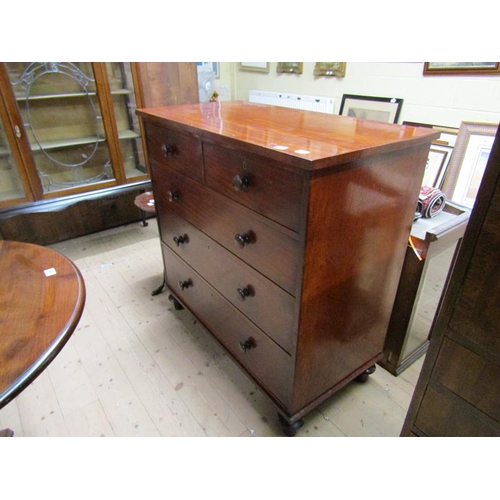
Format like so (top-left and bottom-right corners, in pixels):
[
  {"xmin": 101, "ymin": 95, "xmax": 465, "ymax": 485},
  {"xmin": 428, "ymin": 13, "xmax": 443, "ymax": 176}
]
[{"xmin": 137, "ymin": 100, "xmax": 439, "ymax": 170}]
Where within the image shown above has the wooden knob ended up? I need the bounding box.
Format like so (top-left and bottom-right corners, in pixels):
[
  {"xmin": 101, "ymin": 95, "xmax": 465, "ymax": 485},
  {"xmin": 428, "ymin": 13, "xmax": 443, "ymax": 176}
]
[
  {"xmin": 178, "ymin": 279, "xmax": 192, "ymax": 290},
  {"xmin": 239, "ymin": 338, "xmax": 255, "ymax": 353},
  {"xmin": 237, "ymin": 287, "xmax": 251, "ymax": 301},
  {"xmin": 161, "ymin": 144, "xmax": 174, "ymax": 156},
  {"xmin": 173, "ymin": 235, "xmax": 185, "ymax": 246},
  {"xmin": 234, "ymin": 232, "xmax": 252, "ymax": 248},
  {"xmin": 167, "ymin": 190, "xmax": 179, "ymax": 202},
  {"xmin": 233, "ymin": 174, "xmax": 250, "ymax": 192}
]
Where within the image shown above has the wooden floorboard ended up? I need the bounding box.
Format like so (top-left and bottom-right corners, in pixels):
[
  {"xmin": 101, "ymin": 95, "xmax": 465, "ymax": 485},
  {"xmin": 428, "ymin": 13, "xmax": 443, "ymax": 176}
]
[{"xmin": 0, "ymin": 219, "xmax": 425, "ymax": 437}]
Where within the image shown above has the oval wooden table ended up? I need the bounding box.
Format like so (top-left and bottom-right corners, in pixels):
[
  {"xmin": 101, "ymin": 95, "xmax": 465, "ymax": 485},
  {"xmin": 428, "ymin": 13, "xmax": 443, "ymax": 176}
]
[
  {"xmin": 134, "ymin": 191, "xmax": 156, "ymax": 226},
  {"xmin": 0, "ymin": 241, "xmax": 86, "ymax": 419}
]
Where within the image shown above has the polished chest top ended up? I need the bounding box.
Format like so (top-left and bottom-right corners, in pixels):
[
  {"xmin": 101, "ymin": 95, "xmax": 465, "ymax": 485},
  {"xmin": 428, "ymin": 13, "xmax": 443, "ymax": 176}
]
[{"xmin": 138, "ymin": 100, "xmax": 437, "ymax": 170}]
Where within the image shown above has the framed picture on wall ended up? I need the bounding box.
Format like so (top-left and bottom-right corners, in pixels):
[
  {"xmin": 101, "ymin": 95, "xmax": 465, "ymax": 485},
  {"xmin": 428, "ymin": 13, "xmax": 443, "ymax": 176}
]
[
  {"xmin": 314, "ymin": 62, "xmax": 346, "ymax": 77},
  {"xmin": 423, "ymin": 62, "xmax": 500, "ymax": 75},
  {"xmin": 339, "ymin": 94, "xmax": 403, "ymax": 123},
  {"xmin": 238, "ymin": 62, "xmax": 270, "ymax": 73},
  {"xmin": 276, "ymin": 62, "xmax": 303, "ymax": 74}
]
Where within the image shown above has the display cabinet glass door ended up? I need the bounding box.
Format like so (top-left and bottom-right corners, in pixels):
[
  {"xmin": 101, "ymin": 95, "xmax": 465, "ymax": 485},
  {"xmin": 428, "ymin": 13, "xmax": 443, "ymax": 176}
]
[
  {"xmin": 0, "ymin": 115, "xmax": 26, "ymax": 202},
  {"xmin": 5, "ymin": 62, "xmax": 114, "ymax": 194},
  {"xmin": 105, "ymin": 62, "xmax": 146, "ymax": 180}
]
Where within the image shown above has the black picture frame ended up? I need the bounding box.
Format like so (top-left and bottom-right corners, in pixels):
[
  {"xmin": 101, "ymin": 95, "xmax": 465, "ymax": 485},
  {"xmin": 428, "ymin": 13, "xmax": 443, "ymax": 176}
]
[{"xmin": 339, "ymin": 94, "xmax": 404, "ymax": 124}]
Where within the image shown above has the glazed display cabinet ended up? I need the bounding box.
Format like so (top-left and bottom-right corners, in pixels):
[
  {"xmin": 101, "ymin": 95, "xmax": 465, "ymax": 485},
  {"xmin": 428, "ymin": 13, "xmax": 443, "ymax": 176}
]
[{"xmin": 0, "ymin": 62, "xmax": 148, "ymax": 206}]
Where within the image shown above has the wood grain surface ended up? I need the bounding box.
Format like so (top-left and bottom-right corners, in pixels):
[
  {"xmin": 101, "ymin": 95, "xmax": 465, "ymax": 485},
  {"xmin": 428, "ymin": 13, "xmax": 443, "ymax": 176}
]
[
  {"xmin": 0, "ymin": 240, "xmax": 85, "ymax": 408},
  {"xmin": 137, "ymin": 101, "xmax": 438, "ymax": 169}
]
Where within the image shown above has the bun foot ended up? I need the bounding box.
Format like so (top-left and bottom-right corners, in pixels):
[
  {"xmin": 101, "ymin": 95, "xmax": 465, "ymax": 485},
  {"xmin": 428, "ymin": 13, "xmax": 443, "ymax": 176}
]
[
  {"xmin": 278, "ymin": 413, "xmax": 305, "ymax": 437},
  {"xmin": 355, "ymin": 364, "xmax": 376, "ymax": 383},
  {"xmin": 168, "ymin": 294, "xmax": 184, "ymax": 311}
]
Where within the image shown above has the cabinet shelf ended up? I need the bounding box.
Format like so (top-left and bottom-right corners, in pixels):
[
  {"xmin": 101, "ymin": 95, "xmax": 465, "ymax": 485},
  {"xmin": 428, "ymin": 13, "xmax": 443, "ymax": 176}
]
[
  {"xmin": 25, "ymin": 129, "xmax": 140, "ymax": 152},
  {"xmin": 15, "ymin": 88, "xmax": 133, "ymax": 101}
]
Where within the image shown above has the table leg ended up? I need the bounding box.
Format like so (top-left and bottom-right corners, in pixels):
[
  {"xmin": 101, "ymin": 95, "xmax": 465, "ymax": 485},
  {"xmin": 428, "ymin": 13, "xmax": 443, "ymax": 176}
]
[
  {"xmin": 151, "ymin": 269, "xmax": 166, "ymax": 296},
  {"xmin": 141, "ymin": 210, "xmax": 148, "ymax": 227}
]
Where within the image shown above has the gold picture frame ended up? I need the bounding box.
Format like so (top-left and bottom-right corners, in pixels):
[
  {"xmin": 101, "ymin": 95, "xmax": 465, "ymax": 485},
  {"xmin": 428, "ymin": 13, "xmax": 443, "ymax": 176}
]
[
  {"xmin": 277, "ymin": 62, "xmax": 303, "ymax": 74},
  {"xmin": 314, "ymin": 62, "xmax": 346, "ymax": 77},
  {"xmin": 238, "ymin": 62, "xmax": 270, "ymax": 73}
]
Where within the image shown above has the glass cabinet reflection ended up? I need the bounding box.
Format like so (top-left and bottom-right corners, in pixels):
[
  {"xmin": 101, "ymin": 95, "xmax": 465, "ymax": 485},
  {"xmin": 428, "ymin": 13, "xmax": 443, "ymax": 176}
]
[
  {"xmin": 105, "ymin": 62, "xmax": 146, "ymax": 180},
  {"xmin": 0, "ymin": 116, "xmax": 26, "ymax": 202}
]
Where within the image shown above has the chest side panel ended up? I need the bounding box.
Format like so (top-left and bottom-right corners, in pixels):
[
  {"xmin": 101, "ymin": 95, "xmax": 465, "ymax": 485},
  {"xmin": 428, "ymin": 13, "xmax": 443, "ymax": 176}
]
[{"xmin": 292, "ymin": 144, "xmax": 429, "ymax": 413}]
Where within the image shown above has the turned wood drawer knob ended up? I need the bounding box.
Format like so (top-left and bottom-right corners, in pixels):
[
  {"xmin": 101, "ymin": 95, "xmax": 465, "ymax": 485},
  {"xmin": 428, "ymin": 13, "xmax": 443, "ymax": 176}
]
[
  {"xmin": 167, "ymin": 190, "xmax": 179, "ymax": 202},
  {"xmin": 161, "ymin": 144, "xmax": 175, "ymax": 156},
  {"xmin": 233, "ymin": 174, "xmax": 250, "ymax": 192},
  {"xmin": 237, "ymin": 286, "xmax": 251, "ymax": 301},
  {"xmin": 239, "ymin": 338, "xmax": 255, "ymax": 353},
  {"xmin": 178, "ymin": 279, "xmax": 192, "ymax": 290},
  {"xmin": 234, "ymin": 232, "xmax": 252, "ymax": 248},
  {"xmin": 173, "ymin": 235, "xmax": 186, "ymax": 246}
]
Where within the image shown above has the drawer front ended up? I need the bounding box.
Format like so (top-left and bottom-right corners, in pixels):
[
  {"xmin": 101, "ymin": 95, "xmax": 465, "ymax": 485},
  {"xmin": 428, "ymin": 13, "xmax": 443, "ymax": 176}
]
[
  {"xmin": 433, "ymin": 338, "xmax": 500, "ymax": 421},
  {"xmin": 415, "ymin": 385, "xmax": 500, "ymax": 437},
  {"xmin": 145, "ymin": 122, "xmax": 203, "ymax": 182},
  {"xmin": 162, "ymin": 245, "xmax": 292, "ymax": 406},
  {"xmin": 204, "ymin": 143, "xmax": 303, "ymax": 232},
  {"xmin": 160, "ymin": 208, "xmax": 296, "ymax": 353},
  {"xmin": 152, "ymin": 161, "xmax": 300, "ymax": 295}
]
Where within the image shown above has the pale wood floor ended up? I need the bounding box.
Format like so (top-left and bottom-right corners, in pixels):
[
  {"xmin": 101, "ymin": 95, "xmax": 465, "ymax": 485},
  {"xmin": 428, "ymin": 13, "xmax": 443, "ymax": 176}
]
[{"xmin": 0, "ymin": 219, "xmax": 425, "ymax": 437}]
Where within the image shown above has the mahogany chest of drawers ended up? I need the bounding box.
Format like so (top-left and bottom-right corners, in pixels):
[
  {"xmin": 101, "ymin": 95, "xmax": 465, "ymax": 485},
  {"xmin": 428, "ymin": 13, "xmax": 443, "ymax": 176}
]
[{"xmin": 137, "ymin": 101, "xmax": 438, "ymax": 434}]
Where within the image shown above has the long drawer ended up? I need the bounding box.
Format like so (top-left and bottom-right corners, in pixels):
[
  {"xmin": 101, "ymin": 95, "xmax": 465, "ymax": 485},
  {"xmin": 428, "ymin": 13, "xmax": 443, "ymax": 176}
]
[
  {"xmin": 204, "ymin": 142, "xmax": 304, "ymax": 232},
  {"xmin": 160, "ymin": 208, "xmax": 296, "ymax": 353},
  {"xmin": 152, "ymin": 160, "xmax": 300, "ymax": 294},
  {"xmin": 162, "ymin": 245, "xmax": 293, "ymax": 406}
]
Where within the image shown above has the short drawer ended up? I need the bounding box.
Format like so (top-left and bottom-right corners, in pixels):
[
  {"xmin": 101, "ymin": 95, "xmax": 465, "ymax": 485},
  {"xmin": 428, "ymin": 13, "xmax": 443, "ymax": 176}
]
[
  {"xmin": 162, "ymin": 245, "xmax": 293, "ymax": 406},
  {"xmin": 161, "ymin": 209, "xmax": 296, "ymax": 353},
  {"xmin": 204, "ymin": 143, "xmax": 304, "ymax": 232},
  {"xmin": 152, "ymin": 161, "xmax": 300, "ymax": 295},
  {"xmin": 145, "ymin": 122, "xmax": 203, "ymax": 182}
]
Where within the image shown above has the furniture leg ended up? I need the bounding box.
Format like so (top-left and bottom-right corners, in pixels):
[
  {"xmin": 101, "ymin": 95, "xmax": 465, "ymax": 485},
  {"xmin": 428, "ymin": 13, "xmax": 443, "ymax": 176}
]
[
  {"xmin": 278, "ymin": 413, "xmax": 305, "ymax": 437},
  {"xmin": 355, "ymin": 364, "xmax": 376, "ymax": 383}
]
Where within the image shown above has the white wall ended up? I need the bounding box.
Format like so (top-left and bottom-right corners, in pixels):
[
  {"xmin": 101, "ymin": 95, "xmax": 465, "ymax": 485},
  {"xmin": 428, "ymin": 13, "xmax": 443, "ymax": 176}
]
[{"xmin": 215, "ymin": 62, "xmax": 500, "ymax": 129}]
